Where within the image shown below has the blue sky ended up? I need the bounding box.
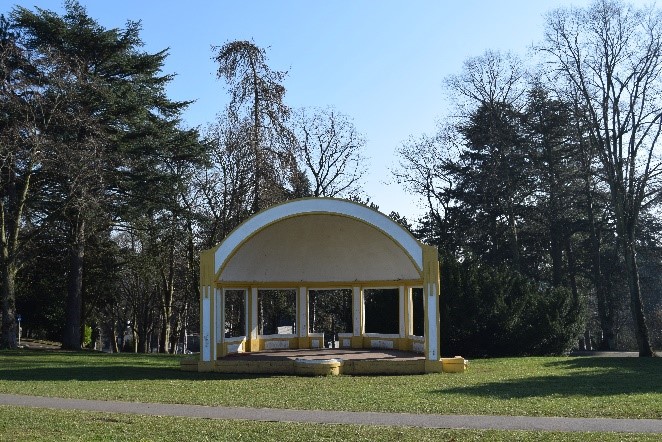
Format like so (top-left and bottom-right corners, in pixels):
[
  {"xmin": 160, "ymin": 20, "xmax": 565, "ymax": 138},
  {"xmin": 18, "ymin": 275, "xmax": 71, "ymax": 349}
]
[{"xmin": 5, "ymin": 1, "xmax": 641, "ymax": 221}]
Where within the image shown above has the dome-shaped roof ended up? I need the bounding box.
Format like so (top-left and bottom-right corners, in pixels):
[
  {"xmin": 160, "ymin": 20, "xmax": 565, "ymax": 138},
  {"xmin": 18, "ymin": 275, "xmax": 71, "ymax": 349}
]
[{"xmin": 214, "ymin": 198, "xmax": 423, "ymax": 283}]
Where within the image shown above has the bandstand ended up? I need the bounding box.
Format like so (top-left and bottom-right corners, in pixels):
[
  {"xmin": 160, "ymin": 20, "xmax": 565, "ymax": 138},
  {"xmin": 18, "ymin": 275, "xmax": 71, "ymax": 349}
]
[{"xmin": 185, "ymin": 198, "xmax": 459, "ymax": 375}]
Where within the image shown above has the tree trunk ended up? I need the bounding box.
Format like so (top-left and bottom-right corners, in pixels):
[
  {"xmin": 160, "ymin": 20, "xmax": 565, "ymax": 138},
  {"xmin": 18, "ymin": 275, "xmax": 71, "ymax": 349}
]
[
  {"xmin": 1, "ymin": 164, "xmax": 33, "ymax": 349},
  {"xmin": 623, "ymin": 230, "xmax": 654, "ymax": 357},
  {"xmin": 62, "ymin": 218, "xmax": 85, "ymax": 350},
  {"xmin": 159, "ymin": 317, "xmax": 170, "ymax": 354},
  {"xmin": 548, "ymin": 165, "xmax": 563, "ymax": 287},
  {"xmin": 132, "ymin": 328, "xmax": 138, "ymax": 353},
  {"xmin": 251, "ymin": 77, "xmax": 261, "ymax": 213},
  {"xmin": 111, "ymin": 320, "xmax": 119, "ymax": 353},
  {"xmin": 550, "ymin": 225, "xmax": 563, "ymax": 287},
  {"xmin": 158, "ymin": 245, "xmax": 176, "ymax": 354},
  {"xmin": 159, "ymin": 287, "xmax": 173, "ymax": 354},
  {"xmin": 589, "ymin": 213, "xmax": 617, "ymax": 350},
  {"xmin": 0, "ymin": 263, "xmax": 18, "ymax": 349}
]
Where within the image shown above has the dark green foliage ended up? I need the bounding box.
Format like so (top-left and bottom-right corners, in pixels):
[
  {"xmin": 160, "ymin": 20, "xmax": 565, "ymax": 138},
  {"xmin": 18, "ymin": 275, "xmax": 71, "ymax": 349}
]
[
  {"xmin": 364, "ymin": 288, "xmax": 399, "ymax": 334},
  {"xmin": 309, "ymin": 289, "xmax": 352, "ymax": 341},
  {"xmin": 440, "ymin": 255, "xmax": 584, "ymax": 357},
  {"xmin": 257, "ymin": 289, "xmax": 296, "ymax": 335},
  {"xmin": 0, "ymin": 1, "xmax": 205, "ymax": 351},
  {"xmin": 224, "ymin": 290, "xmax": 246, "ymax": 338},
  {"xmin": 82, "ymin": 324, "xmax": 92, "ymax": 348}
]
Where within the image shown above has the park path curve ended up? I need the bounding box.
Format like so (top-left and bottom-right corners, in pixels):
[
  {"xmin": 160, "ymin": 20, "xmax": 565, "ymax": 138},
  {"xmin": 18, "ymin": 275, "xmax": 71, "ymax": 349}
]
[{"xmin": 1, "ymin": 393, "xmax": 661, "ymax": 434}]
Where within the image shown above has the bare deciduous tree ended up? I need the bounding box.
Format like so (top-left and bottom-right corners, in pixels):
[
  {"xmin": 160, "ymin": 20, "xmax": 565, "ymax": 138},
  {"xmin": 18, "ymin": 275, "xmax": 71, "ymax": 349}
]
[
  {"xmin": 541, "ymin": 0, "xmax": 662, "ymax": 356},
  {"xmin": 197, "ymin": 119, "xmax": 254, "ymax": 248},
  {"xmin": 293, "ymin": 107, "xmax": 367, "ymax": 198},
  {"xmin": 445, "ymin": 49, "xmax": 528, "ymax": 114}
]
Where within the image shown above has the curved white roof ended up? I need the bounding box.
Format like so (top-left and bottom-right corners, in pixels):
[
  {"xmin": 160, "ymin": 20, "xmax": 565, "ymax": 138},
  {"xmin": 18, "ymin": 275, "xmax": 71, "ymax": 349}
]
[{"xmin": 214, "ymin": 198, "xmax": 424, "ymax": 282}]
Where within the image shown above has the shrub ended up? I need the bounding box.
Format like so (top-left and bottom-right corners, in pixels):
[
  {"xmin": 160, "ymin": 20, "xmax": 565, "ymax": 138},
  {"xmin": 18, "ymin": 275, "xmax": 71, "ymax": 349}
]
[
  {"xmin": 82, "ymin": 324, "xmax": 93, "ymax": 348},
  {"xmin": 440, "ymin": 255, "xmax": 584, "ymax": 357}
]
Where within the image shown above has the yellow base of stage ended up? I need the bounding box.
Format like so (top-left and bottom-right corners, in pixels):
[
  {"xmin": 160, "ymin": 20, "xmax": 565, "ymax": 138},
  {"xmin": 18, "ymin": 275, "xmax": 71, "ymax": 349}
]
[{"xmin": 181, "ymin": 353, "xmax": 467, "ymax": 376}]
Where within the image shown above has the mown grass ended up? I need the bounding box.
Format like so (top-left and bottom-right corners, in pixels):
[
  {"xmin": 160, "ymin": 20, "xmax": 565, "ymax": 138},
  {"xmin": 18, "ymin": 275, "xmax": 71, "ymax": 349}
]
[
  {"xmin": 0, "ymin": 406, "xmax": 659, "ymax": 442},
  {"xmin": 0, "ymin": 350, "xmax": 660, "ymax": 419}
]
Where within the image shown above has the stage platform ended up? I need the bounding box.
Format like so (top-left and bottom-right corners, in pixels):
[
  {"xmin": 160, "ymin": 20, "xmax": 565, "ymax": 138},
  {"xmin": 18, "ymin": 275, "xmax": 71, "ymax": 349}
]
[{"xmin": 182, "ymin": 348, "xmax": 451, "ymax": 375}]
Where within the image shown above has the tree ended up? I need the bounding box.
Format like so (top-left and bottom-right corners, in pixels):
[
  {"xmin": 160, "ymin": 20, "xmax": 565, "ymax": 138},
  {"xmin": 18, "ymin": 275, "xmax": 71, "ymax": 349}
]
[
  {"xmin": 443, "ymin": 51, "xmax": 533, "ymax": 270},
  {"xmin": 541, "ymin": 0, "xmax": 662, "ymax": 356},
  {"xmin": 449, "ymin": 100, "xmax": 533, "ymax": 272},
  {"xmin": 570, "ymin": 94, "xmax": 622, "ymax": 350},
  {"xmin": 445, "ymin": 50, "xmax": 527, "ymax": 116},
  {"xmin": 440, "ymin": 254, "xmax": 583, "ymax": 357},
  {"xmin": 213, "ymin": 40, "xmax": 294, "ymax": 212},
  {"xmin": 393, "ymin": 129, "xmax": 459, "ymax": 252},
  {"xmin": 0, "ymin": 14, "xmax": 61, "ymax": 348},
  {"xmin": 13, "ymin": 1, "xmax": 195, "ymax": 349},
  {"xmin": 292, "ymin": 107, "xmax": 367, "ymax": 198},
  {"xmin": 196, "ymin": 119, "xmax": 255, "ymax": 248},
  {"xmin": 395, "ymin": 50, "xmax": 529, "ymax": 257}
]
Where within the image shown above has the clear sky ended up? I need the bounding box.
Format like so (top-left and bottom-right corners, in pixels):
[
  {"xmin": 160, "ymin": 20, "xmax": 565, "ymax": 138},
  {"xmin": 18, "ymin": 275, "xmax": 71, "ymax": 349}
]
[{"xmin": 4, "ymin": 0, "xmax": 646, "ymax": 221}]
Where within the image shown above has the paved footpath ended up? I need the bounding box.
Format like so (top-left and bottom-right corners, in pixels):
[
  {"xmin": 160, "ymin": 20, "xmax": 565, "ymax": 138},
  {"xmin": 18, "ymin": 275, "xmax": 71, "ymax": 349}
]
[{"xmin": 1, "ymin": 393, "xmax": 661, "ymax": 434}]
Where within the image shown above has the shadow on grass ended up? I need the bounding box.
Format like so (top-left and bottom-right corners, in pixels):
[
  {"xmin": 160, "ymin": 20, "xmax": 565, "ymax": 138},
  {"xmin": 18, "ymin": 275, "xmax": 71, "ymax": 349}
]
[
  {"xmin": 0, "ymin": 349, "xmax": 270, "ymax": 382},
  {"xmin": 437, "ymin": 357, "xmax": 662, "ymax": 398}
]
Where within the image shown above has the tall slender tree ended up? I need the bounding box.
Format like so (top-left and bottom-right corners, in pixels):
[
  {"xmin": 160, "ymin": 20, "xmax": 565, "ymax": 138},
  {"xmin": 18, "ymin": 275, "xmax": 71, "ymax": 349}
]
[
  {"xmin": 213, "ymin": 40, "xmax": 293, "ymax": 212},
  {"xmin": 0, "ymin": 15, "xmax": 61, "ymax": 348}
]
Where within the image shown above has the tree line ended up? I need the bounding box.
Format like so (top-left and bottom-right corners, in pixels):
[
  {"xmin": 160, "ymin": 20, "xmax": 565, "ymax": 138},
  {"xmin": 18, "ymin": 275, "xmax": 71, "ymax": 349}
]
[
  {"xmin": 1, "ymin": 0, "xmax": 659, "ymax": 357},
  {"xmin": 396, "ymin": 0, "xmax": 662, "ymax": 356},
  {"xmin": 0, "ymin": 1, "xmax": 366, "ymax": 351}
]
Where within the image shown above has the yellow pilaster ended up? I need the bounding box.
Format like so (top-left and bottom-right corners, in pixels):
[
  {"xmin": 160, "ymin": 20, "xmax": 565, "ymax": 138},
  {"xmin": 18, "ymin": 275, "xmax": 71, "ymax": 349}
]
[
  {"xmin": 247, "ymin": 287, "xmax": 260, "ymax": 352},
  {"xmin": 199, "ymin": 248, "xmax": 217, "ymax": 363}
]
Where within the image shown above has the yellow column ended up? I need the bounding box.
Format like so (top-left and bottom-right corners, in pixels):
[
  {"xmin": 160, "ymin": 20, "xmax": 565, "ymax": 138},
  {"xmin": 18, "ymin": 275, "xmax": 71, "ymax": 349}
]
[
  {"xmin": 199, "ymin": 248, "xmax": 217, "ymax": 368},
  {"xmin": 398, "ymin": 285, "xmax": 407, "ymax": 350},
  {"xmin": 247, "ymin": 287, "xmax": 260, "ymax": 352}
]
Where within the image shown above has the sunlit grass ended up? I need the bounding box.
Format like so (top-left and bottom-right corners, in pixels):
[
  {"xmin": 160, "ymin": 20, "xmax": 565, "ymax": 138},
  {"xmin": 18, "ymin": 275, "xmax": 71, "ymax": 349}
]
[
  {"xmin": 0, "ymin": 350, "xmax": 660, "ymax": 419},
  {"xmin": 0, "ymin": 406, "xmax": 658, "ymax": 442}
]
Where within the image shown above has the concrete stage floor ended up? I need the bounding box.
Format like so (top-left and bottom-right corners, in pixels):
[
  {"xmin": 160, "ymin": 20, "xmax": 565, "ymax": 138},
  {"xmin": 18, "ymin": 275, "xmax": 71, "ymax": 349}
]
[
  {"xmin": 220, "ymin": 348, "xmax": 426, "ymax": 362},
  {"xmin": 195, "ymin": 348, "xmax": 434, "ymax": 375}
]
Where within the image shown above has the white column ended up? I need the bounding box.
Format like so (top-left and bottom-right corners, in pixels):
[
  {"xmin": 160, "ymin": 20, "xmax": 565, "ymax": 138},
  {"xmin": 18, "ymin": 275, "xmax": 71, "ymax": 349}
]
[
  {"xmin": 250, "ymin": 287, "xmax": 258, "ymax": 339},
  {"xmin": 201, "ymin": 285, "xmax": 211, "ymax": 362},
  {"xmin": 298, "ymin": 286, "xmax": 307, "ymax": 338},
  {"xmin": 406, "ymin": 287, "xmax": 414, "ymax": 336},
  {"xmin": 426, "ymin": 281, "xmax": 439, "ymax": 361},
  {"xmin": 352, "ymin": 286, "xmax": 362, "ymax": 336},
  {"xmin": 215, "ymin": 288, "xmax": 222, "ymax": 352}
]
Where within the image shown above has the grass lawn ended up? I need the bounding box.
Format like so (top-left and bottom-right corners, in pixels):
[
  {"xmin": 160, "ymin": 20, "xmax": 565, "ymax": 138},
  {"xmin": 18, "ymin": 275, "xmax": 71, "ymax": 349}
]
[
  {"xmin": 1, "ymin": 350, "xmax": 660, "ymax": 441},
  {"xmin": 0, "ymin": 350, "xmax": 660, "ymax": 420},
  {"xmin": 0, "ymin": 406, "xmax": 659, "ymax": 442}
]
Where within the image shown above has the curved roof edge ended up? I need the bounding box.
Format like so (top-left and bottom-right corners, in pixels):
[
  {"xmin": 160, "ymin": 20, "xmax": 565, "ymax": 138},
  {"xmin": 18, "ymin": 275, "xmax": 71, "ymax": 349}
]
[{"xmin": 214, "ymin": 198, "xmax": 424, "ymax": 276}]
